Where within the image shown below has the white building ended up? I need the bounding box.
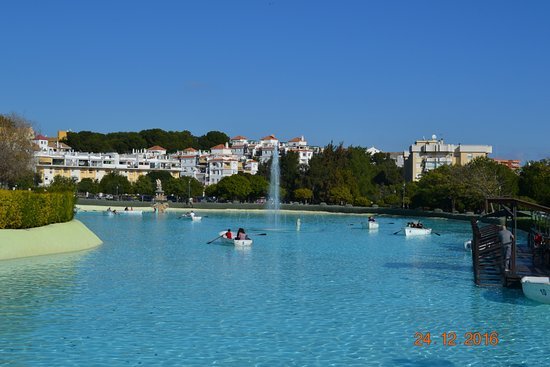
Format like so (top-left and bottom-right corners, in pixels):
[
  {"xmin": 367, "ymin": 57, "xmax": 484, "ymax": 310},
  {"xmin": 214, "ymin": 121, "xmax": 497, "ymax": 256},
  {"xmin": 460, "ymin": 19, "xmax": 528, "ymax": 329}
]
[
  {"xmin": 284, "ymin": 136, "xmax": 314, "ymax": 165},
  {"xmin": 207, "ymin": 157, "xmax": 239, "ymax": 185},
  {"xmin": 33, "ymin": 133, "xmax": 321, "ymax": 188}
]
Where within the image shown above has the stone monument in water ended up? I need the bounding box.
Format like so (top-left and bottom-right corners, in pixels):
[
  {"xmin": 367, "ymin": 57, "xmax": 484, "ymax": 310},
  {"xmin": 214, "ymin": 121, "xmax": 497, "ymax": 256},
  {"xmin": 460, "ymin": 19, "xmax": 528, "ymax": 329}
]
[
  {"xmin": 153, "ymin": 179, "xmax": 169, "ymax": 213},
  {"xmin": 155, "ymin": 179, "xmax": 166, "ymax": 202}
]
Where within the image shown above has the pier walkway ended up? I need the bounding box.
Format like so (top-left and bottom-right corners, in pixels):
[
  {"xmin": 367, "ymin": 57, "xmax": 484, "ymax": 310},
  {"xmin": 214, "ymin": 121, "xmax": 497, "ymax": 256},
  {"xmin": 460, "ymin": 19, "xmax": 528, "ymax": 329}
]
[{"xmin": 471, "ymin": 198, "xmax": 550, "ymax": 288}]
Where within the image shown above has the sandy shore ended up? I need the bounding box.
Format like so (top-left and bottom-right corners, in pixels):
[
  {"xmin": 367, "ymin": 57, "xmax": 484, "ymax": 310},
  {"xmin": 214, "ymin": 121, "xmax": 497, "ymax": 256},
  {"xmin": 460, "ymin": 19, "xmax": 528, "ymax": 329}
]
[{"xmin": 0, "ymin": 220, "xmax": 103, "ymax": 261}]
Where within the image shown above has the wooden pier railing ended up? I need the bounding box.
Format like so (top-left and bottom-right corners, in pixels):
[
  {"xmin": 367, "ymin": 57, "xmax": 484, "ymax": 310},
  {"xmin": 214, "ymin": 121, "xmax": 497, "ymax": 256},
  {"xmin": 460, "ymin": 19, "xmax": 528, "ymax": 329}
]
[{"xmin": 471, "ymin": 220, "xmax": 504, "ymax": 286}]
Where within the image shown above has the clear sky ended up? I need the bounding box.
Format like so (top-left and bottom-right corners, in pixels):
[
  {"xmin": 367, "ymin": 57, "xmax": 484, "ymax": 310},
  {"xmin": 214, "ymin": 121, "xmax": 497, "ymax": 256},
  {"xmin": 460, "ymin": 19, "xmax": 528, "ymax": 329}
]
[{"xmin": 1, "ymin": 0, "xmax": 549, "ymax": 162}]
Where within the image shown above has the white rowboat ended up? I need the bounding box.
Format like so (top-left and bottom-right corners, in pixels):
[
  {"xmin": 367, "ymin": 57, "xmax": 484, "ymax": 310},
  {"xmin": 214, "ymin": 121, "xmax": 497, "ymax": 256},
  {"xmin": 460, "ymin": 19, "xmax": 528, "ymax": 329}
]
[
  {"xmin": 521, "ymin": 276, "xmax": 550, "ymax": 304},
  {"xmin": 118, "ymin": 210, "xmax": 143, "ymax": 216},
  {"xmin": 362, "ymin": 221, "xmax": 379, "ymax": 229},
  {"xmin": 218, "ymin": 231, "xmax": 253, "ymax": 246},
  {"xmin": 405, "ymin": 227, "xmax": 432, "ymax": 236}
]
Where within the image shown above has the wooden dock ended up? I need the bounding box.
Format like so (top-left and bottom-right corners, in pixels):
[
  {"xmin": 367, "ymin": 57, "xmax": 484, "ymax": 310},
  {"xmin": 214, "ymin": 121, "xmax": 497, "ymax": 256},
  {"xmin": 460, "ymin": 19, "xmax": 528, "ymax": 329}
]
[{"xmin": 471, "ymin": 198, "xmax": 550, "ymax": 288}]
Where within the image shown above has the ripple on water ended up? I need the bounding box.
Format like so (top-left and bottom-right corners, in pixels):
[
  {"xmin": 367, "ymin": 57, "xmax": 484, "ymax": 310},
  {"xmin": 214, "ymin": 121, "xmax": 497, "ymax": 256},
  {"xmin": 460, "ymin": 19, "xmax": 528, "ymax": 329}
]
[{"xmin": 0, "ymin": 212, "xmax": 548, "ymax": 366}]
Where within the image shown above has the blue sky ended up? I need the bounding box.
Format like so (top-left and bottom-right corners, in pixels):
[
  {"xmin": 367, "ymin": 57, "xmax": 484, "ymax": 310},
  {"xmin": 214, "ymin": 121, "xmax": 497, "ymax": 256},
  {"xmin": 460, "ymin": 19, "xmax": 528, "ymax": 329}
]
[{"xmin": 1, "ymin": 0, "xmax": 549, "ymax": 162}]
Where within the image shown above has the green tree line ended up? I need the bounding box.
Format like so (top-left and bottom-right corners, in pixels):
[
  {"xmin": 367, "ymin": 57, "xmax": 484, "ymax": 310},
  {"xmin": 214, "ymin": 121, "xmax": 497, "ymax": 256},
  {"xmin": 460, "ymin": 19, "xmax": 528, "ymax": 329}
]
[
  {"xmin": 251, "ymin": 144, "xmax": 548, "ymax": 212},
  {"xmin": 73, "ymin": 146, "xmax": 549, "ymax": 211},
  {"xmin": 64, "ymin": 129, "xmax": 229, "ymax": 153}
]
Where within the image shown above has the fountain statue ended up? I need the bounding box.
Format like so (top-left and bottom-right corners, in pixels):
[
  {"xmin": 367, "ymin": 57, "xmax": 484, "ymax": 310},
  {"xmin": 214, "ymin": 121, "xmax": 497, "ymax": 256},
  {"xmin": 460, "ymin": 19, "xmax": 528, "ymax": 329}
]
[{"xmin": 155, "ymin": 179, "xmax": 166, "ymax": 202}]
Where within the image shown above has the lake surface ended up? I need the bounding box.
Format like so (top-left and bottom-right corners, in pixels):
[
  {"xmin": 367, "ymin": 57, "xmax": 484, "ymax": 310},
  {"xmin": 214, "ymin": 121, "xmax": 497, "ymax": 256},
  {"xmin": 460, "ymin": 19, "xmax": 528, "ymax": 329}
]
[{"xmin": 1, "ymin": 210, "xmax": 548, "ymax": 366}]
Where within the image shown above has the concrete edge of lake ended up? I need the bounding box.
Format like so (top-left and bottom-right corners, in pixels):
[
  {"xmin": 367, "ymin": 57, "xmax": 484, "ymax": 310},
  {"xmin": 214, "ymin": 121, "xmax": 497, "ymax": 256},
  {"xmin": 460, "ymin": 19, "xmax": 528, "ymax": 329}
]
[
  {"xmin": 0, "ymin": 219, "xmax": 103, "ymax": 261},
  {"xmin": 77, "ymin": 198, "xmax": 481, "ymax": 221}
]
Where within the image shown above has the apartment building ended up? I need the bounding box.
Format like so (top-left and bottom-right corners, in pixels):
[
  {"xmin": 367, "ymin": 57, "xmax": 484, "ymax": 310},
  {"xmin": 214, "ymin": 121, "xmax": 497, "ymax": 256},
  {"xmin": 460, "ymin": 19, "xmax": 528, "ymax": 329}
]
[
  {"xmin": 404, "ymin": 135, "xmax": 492, "ymax": 181},
  {"xmin": 33, "ymin": 132, "xmax": 314, "ymax": 187}
]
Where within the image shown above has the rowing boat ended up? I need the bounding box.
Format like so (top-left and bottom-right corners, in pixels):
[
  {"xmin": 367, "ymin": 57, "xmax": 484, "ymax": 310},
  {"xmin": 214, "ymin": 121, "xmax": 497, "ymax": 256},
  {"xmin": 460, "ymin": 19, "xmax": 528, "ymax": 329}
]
[
  {"xmin": 521, "ymin": 276, "xmax": 550, "ymax": 304},
  {"xmin": 218, "ymin": 231, "xmax": 253, "ymax": 246},
  {"xmin": 362, "ymin": 221, "xmax": 379, "ymax": 229},
  {"xmin": 404, "ymin": 227, "xmax": 432, "ymax": 236}
]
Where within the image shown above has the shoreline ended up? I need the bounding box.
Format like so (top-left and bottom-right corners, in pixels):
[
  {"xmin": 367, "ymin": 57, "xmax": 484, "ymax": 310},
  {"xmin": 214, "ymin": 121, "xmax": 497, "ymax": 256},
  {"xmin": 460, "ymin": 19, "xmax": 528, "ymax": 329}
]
[
  {"xmin": 0, "ymin": 219, "xmax": 103, "ymax": 261},
  {"xmin": 77, "ymin": 198, "xmax": 480, "ymax": 221}
]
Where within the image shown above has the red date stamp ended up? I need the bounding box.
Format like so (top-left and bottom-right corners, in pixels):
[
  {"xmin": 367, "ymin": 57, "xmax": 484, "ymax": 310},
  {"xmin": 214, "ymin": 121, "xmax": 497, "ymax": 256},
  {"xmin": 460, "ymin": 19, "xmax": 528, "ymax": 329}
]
[{"xmin": 414, "ymin": 331, "xmax": 499, "ymax": 346}]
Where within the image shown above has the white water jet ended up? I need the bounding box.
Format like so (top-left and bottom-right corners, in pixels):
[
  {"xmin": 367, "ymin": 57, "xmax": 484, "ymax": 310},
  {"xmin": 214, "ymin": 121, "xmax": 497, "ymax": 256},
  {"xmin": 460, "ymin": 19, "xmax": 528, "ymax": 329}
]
[{"xmin": 268, "ymin": 143, "xmax": 280, "ymax": 225}]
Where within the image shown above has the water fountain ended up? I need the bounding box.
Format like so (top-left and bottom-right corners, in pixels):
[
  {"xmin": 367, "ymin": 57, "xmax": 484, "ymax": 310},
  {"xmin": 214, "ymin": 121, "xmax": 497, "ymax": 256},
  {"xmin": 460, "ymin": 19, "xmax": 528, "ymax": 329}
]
[{"xmin": 268, "ymin": 143, "xmax": 280, "ymax": 225}]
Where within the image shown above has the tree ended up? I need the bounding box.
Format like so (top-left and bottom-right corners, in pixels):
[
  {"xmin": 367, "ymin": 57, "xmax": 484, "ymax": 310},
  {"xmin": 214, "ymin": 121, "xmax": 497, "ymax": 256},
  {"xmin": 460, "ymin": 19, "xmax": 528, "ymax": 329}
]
[
  {"xmin": 205, "ymin": 183, "xmax": 218, "ymax": 198},
  {"xmin": 77, "ymin": 178, "xmax": 100, "ymax": 194},
  {"xmin": 412, "ymin": 166, "xmax": 455, "ymax": 210},
  {"xmin": 245, "ymin": 174, "xmax": 269, "ymax": 201},
  {"xmin": 216, "ymin": 175, "xmax": 251, "ymax": 201},
  {"xmin": 165, "ymin": 176, "xmax": 204, "ymax": 201},
  {"xmin": 279, "ymin": 151, "xmax": 300, "ymax": 200},
  {"xmin": 0, "ymin": 114, "xmax": 35, "ymax": 188},
  {"xmin": 294, "ymin": 188, "xmax": 313, "ymax": 203},
  {"xmin": 99, "ymin": 172, "xmax": 131, "ymax": 195},
  {"xmin": 198, "ymin": 131, "xmax": 229, "ymax": 150},
  {"xmin": 146, "ymin": 171, "xmax": 173, "ymax": 190},
  {"xmin": 131, "ymin": 175, "xmax": 154, "ymax": 196},
  {"xmin": 329, "ymin": 186, "xmax": 353, "ymax": 205},
  {"xmin": 462, "ymin": 157, "xmax": 519, "ymax": 209},
  {"xmin": 48, "ymin": 175, "xmax": 77, "ymax": 193},
  {"xmin": 519, "ymin": 159, "xmax": 550, "ymax": 206},
  {"xmin": 65, "ymin": 131, "xmax": 112, "ymax": 152}
]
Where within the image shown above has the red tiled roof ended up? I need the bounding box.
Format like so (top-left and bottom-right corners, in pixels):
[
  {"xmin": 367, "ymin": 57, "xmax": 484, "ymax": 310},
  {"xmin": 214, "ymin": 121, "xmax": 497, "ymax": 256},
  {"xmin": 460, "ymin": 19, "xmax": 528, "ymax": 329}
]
[
  {"xmin": 147, "ymin": 145, "xmax": 166, "ymax": 151},
  {"xmin": 261, "ymin": 135, "xmax": 277, "ymax": 140},
  {"xmin": 211, "ymin": 144, "xmax": 226, "ymax": 150},
  {"xmin": 289, "ymin": 137, "xmax": 303, "ymax": 142},
  {"xmin": 35, "ymin": 134, "xmax": 48, "ymax": 140},
  {"xmin": 231, "ymin": 135, "xmax": 247, "ymax": 140},
  {"xmin": 183, "ymin": 147, "xmax": 197, "ymax": 152}
]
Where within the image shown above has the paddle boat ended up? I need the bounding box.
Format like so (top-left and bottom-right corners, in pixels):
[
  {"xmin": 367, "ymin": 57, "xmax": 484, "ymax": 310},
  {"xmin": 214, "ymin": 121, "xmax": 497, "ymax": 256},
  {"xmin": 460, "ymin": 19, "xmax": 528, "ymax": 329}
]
[
  {"xmin": 218, "ymin": 231, "xmax": 253, "ymax": 247},
  {"xmin": 404, "ymin": 222, "xmax": 432, "ymax": 236},
  {"xmin": 521, "ymin": 276, "xmax": 550, "ymax": 304}
]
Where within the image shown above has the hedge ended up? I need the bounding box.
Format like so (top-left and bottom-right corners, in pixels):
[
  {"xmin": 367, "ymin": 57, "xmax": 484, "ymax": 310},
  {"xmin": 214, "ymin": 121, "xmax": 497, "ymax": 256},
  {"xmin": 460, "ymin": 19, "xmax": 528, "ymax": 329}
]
[{"xmin": 0, "ymin": 190, "xmax": 76, "ymax": 229}]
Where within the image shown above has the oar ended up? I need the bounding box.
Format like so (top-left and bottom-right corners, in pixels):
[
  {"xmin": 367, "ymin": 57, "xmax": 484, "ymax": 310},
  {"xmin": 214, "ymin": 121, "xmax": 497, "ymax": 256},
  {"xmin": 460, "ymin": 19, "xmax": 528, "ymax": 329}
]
[
  {"xmin": 432, "ymin": 232, "xmax": 441, "ymax": 236},
  {"xmin": 207, "ymin": 234, "xmax": 224, "ymax": 244},
  {"xmin": 393, "ymin": 229, "xmax": 402, "ymax": 235},
  {"xmin": 252, "ymin": 233, "xmax": 267, "ymax": 236}
]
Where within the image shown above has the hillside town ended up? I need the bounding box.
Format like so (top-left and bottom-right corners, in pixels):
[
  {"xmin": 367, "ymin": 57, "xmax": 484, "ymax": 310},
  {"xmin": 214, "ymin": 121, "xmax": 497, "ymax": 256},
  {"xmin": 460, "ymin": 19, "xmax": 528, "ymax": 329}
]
[{"xmin": 32, "ymin": 130, "xmax": 518, "ymax": 187}]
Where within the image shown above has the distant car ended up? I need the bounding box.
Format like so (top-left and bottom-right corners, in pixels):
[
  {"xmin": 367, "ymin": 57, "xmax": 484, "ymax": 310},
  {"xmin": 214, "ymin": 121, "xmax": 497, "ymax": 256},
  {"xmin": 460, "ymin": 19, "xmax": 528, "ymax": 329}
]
[{"xmin": 105, "ymin": 194, "xmax": 114, "ymax": 200}]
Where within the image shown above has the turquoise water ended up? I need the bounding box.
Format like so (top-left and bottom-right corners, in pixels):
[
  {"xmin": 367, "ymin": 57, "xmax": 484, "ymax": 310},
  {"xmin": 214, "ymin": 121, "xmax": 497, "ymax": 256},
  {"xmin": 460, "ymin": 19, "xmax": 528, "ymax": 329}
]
[{"xmin": 1, "ymin": 211, "xmax": 549, "ymax": 366}]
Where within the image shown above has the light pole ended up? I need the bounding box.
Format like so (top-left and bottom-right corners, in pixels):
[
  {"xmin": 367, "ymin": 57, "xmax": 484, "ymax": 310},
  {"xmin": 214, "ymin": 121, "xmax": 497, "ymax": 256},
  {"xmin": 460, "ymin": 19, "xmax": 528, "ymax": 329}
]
[
  {"xmin": 188, "ymin": 178, "xmax": 191, "ymax": 206},
  {"xmin": 402, "ymin": 182, "xmax": 406, "ymax": 209}
]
